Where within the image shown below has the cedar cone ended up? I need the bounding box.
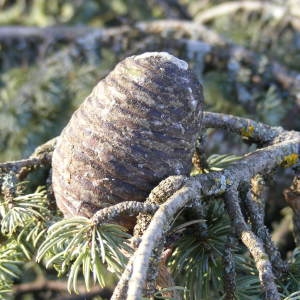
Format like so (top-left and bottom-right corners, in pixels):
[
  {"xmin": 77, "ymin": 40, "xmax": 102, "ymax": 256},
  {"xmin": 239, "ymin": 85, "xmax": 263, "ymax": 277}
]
[{"xmin": 52, "ymin": 52, "xmax": 204, "ymax": 220}]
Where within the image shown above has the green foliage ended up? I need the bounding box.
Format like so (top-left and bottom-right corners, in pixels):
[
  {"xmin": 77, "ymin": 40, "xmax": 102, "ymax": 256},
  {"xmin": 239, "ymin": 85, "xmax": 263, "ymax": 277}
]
[
  {"xmin": 0, "ymin": 186, "xmax": 48, "ymax": 236},
  {"xmin": 0, "ymin": 241, "xmax": 24, "ymax": 282},
  {"xmin": 191, "ymin": 153, "xmax": 242, "ymax": 175},
  {"xmin": 280, "ymin": 248, "xmax": 300, "ymax": 298},
  {"xmin": 256, "ymin": 85, "xmax": 290, "ymax": 126},
  {"xmin": 168, "ymin": 199, "xmax": 231, "ymax": 299},
  {"xmin": 0, "ymin": 63, "xmax": 98, "ymax": 160},
  {"xmin": 36, "ymin": 217, "xmax": 132, "ymax": 293},
  {"xmin": 210, "ymin": 7, "xmax": 300, "ymax": 71},
  {"xmin": 0, "ymin": 280, "xmax": 13, "ymax": 300},
  {"xmin": 203, "ymin": 71, "xmax": 247, "ymax": 116},
  {"xmin": 0, "ymin": 240, "xmax": 27, "ymax": 300},
  {"xmin": 207, "ymin": 154, "xmax": 242, "ymax": 171},
  {"xmin": 0, "ymin": 182, "xmax": 134, "ymax": 296},
  {"xmin": 168, "ymin": 198, "xmax": 264, "ymax": 300},
  {"xmin": 283, "ymin": 291, "xmax": 300, "ymax": 300},
  {"xmin": 234, "ymin": 255, "xmax": 261, "ymax": 300},
  {"xmin": 0, "ymin": 185, "xmax": 51, "ymax": 298},
  {"xmin": 168, "ymin": 205, "xmax": 300, "ymax": 300},
  {"xmin": 0, "ymin": 43, "xmax": 120, "ymax": 160},
  {"xmin": 0, "ymin": 183, "xmax": 51, "ymax": 259},
  {"xmin": 17, "ymin": 220, "xmax": 48, "ymax": 259}
]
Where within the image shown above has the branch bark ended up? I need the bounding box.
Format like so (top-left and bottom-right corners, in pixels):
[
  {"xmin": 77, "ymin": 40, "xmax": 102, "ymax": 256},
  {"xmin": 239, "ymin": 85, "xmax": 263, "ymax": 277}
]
[
  {"xmin": 120, "ymin": 124, "xmax": 299, "ymax": 299},
  {"xmin": 225, "ymin": 188, "xmax": 280, "ymax": 300},
  {"xmin": 91, "ymin": 201, "xmax": 158, "ymax": 224},
  {"xmin": 203, "ymin": 112, "xmax": 283, "ymax": 144},
  {"xmin": 0, "ymin": 137, "xmax": 56, "ymax": 173},
  {"xmin": 126, "ymin": 182, "xmax": 202, "ymax": 300},
  {"xmin": 244, "ymin": 182, "xmax": 287, "ymax": 276}
]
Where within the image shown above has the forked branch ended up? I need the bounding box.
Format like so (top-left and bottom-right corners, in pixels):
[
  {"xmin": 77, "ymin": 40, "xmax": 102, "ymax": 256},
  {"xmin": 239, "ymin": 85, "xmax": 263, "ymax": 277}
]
[
  {"xmin": 0, "ymin": 113, "xmax": 299, "ymax": 300},
  {"xmin": 110, "ymin": 115, "xmax": 299, "ymax": 300}
]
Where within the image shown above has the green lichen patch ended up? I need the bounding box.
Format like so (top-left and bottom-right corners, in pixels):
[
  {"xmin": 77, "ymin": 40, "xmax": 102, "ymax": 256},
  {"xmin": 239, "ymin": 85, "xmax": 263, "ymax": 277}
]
[
  {"xmin": 281, "ymin": 153, "xmax": 299, "ymax": 168},
  {"xmin": 241, "ymin": 125, "xmax": 255, "ymax": 138}
]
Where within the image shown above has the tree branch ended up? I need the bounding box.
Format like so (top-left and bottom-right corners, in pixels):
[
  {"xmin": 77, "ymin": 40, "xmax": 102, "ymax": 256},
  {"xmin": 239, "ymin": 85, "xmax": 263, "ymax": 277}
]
[
  {"xmin": 223, "ymin": 235, "xmax": 237, "ymax": 300},
  {"xmin": 111, "ymin": 252, "xmax": 137, "ymax": 300},
  {"xmin": 244, "ymin": 182, "xmax": 287, "ymax": 276},
  {"xmin": 203, "ymin": 112, "xmax": 283, "ymax": 144},
  {"xmin": 126, "ymin": 182, "xmax": 202, "ymax": 300},
  {"xmin": 2, "ymin": 20, "xmax": 299, "ymax": 109},
  {"xmin": 0, "ymin": 26, "xmax": 130, "ymax": 44},
  {"xmin": 284, "ymin": 173, "xmax": 300, "ymax": 246},
  {"xmin": 91, "ymin": 201, "xmax": 158, "ymax": 225},
  {"xmin": 0, "ymin": 137, "xmax": 56, "ymax": 174},
  {"xmin": 123, "ymin": 128, "xmax": 299, "ymax": 299},
  {"xmin": 134, "ymin": 175, "xmax": 186, "ymax": 237},
  {"xmin": 225, "ymin": 187, "xmax": 280, "ymax": 300},
  {"xmin": 194, "ymin": 0, "xmax": 300, "ymax": 30}
]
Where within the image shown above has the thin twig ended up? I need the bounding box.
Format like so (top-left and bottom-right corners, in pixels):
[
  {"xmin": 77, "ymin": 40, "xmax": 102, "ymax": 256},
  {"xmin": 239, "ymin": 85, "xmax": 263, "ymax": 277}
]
[
  {"xmin": 136, "ymin": 19, "xmax": 227, "ymax": 45},
  {"xmin": 244, "ymin": 185, "xmax": 287, "ymax": 277},
  {"xmin": 223, "ymin": 235, "xmax": 237, "ymax": 300},
  {"xmin": 284, "ymin": 173, "xmax": 300, "ymax": 247},
  {"xmin": 0, "ymin": 157, "xmax": 49, "ymax": 173},
  {"xmin": 225, "ymin": 188, "xmax": 280, "ymax": 300},
  {"xmin": 0, "ymin": 137, "xmax": 56, "ymax": 174},
  {"xmin": 91, "ymin": 201, "xmax": 158, "ymax": 225},
  {"xmin": 111, "ymin": 252, "xmax": 136, "ymax": 300},
  {"xmin": 202, "ymin": 112, "xmax": 283, "ymax": 144},
  {"xmin": 136, "ymin": 20, "xmax": 300, "ymax": 92}
]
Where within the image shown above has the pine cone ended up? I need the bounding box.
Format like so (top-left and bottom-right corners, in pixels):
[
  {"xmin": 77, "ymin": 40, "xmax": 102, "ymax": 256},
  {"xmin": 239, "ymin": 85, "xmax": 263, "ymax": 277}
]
[{"xmin": 52, "ymin": 52, "xmax": 204, "ymax": 219}]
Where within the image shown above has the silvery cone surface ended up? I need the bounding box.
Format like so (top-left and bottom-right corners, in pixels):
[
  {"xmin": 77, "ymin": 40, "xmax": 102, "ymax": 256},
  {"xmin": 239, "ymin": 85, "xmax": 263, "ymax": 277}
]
[{"xmin": 52, "ymin": 52, "xmax": 204, "ymax": 219}]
